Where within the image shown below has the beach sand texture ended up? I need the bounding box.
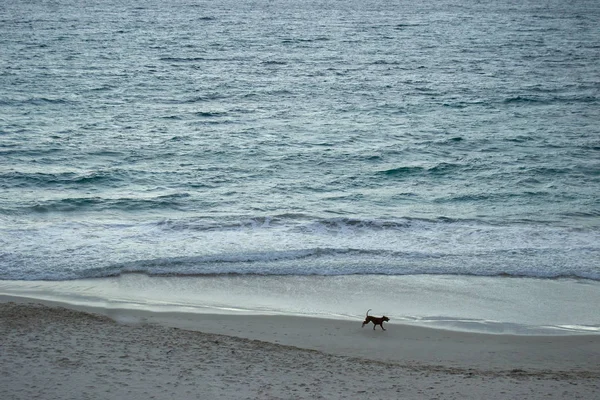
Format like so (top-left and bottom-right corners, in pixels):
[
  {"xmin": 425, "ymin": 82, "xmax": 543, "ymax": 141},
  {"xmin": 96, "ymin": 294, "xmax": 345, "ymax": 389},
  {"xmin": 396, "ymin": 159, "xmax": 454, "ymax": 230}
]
[{"xmin": 1, "ymin": 301, "xmax": 599, "ymax": 400}]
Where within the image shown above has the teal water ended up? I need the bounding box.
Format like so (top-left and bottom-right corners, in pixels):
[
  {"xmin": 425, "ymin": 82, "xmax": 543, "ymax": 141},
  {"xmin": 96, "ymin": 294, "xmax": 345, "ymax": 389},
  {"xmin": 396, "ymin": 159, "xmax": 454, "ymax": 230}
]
[{"xmin": 1, "ymin": 0, "xmax": 599, "ymax": 282}]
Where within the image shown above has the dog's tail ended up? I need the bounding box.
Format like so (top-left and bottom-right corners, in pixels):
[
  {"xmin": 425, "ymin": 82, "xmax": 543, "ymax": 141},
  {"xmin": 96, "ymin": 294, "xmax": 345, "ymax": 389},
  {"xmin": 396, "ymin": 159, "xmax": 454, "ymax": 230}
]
[{"xmin": 366, "ymin": 309, "xmax": 372, "ymax": 318}]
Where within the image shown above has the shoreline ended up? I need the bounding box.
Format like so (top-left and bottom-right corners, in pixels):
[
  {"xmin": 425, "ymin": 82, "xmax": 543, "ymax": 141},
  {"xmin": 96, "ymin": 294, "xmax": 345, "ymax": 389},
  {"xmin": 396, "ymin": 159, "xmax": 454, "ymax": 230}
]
[
  {"xmin": 2, "ymin": 294, "xmax": 599, "ymax": 373},
  {"xmin": 2, "ymin": 300, "xmax": 599, "ymax": 400},
  {"xmin": 1, "ymin": 274, "xmax": 599, "ymax": 336}
]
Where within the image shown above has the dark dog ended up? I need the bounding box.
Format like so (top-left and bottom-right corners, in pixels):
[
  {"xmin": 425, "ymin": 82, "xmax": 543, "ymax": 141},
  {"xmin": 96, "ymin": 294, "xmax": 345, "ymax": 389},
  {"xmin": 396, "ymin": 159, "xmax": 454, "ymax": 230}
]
[{"xmin": 361, "ymin": 309, "xmax": 390, "ymax": 331}]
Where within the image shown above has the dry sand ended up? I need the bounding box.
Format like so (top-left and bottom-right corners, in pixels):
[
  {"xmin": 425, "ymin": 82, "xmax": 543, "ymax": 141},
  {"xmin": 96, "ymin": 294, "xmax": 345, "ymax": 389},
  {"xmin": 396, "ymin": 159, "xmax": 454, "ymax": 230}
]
[{"xmin": 1, "ymin": 298, "xmax": 599, "ymax": 400}]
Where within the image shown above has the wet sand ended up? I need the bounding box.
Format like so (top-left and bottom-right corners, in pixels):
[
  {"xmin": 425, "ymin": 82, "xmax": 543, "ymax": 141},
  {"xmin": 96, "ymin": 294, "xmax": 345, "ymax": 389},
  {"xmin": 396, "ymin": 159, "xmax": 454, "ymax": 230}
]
[{"xmin": 1, "ymin": 298, "xmax": 599, "ymax": 399}]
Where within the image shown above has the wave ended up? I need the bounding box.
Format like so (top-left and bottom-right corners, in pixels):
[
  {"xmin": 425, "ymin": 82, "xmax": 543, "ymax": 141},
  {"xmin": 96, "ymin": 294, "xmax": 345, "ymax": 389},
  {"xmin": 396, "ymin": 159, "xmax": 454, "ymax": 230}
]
[
  {"xmin": 159, "ymin": 56, "xmax": 206, "ymax": 63},
  {"xmin": 4, "ymin": 244, "xmax": 599, "ymax": 281},
  {"xmin": 0, "ymin": 97, "xmax": 74, "ymax": 107},
  {"xmin": 81, "ymin": 270, "xmax": 600, "ymax": 282},
  {"xmin": 164, "ymin": 93, "xmax": 227, "ymax": 104},
  {"xmin": 261, "ymin": 60, "xmax": 288, "ymax": 65},
  {"xmin": 152, "ymin": 215, "xmax": 457, "ymax": 233},
  {"xmin": 159, "ymin": 56, "xmax": 247, "ymax": 64},
  {"xmin": 503, "ymin": 95, "xmax": 598, "ymax": 105},
  {"xmin": 194, "ymin": 111, "xmax": 227, "ymax": 118},
  {"xmin": 281, "ymin": 37, "xmax": 330, "ymax": 45},
  {"xmin": 92, "ymin": 244, "xmax": 600, "ymax": 281},
  {"xmin": 2, "ymin": 215, "xmax": 598, "ymax": 281},
  {"xmin": 0, "ymin": 170, "xmax": 126, "ymax": 189},
  {"xmin": 16, "ymin": 262, "xmax": 600, "ymax": 283},
  {"xmin": 22, "ymin": 193, "xmax": 192, "ymax": 214},
  {"xmin": 379, "ymin": 166, "xmax": 424, "ymax": 176},
  {"xmin": 378, "ymin": 163, "xmax": 462, "ymax": 177}
]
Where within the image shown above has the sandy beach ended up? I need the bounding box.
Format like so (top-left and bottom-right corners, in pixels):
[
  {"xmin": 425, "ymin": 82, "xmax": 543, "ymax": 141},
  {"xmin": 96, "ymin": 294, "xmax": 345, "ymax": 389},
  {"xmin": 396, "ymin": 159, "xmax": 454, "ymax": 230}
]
[{"xmin": 1, "ymin": 297, "xmax": 599, "ymax": 400}]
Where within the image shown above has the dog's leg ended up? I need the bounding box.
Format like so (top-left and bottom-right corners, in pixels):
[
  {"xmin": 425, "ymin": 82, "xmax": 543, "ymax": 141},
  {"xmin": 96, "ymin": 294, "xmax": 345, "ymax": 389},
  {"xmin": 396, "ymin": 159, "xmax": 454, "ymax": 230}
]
[{"xmin": 363, "ymin": 310, "xmax": 371, "ymax": 328}]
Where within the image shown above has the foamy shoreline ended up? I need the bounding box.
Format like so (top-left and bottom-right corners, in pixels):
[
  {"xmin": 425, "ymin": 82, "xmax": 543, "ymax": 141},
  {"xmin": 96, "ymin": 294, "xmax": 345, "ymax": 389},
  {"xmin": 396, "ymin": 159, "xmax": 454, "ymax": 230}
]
[
  {"xmin": 2, "ymin": 274, "xmax": 599, "ymax": 336},
  {"xmin": 2, "ymin": 296, "xmax": 599, "ymax": 399}
]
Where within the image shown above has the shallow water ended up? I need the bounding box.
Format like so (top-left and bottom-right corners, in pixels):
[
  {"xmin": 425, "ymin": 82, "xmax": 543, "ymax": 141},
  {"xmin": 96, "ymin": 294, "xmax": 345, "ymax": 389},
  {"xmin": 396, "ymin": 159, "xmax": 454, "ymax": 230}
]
[{"xmin": 2, "ymin": 275, "xmax": 598, "ymax": 335}]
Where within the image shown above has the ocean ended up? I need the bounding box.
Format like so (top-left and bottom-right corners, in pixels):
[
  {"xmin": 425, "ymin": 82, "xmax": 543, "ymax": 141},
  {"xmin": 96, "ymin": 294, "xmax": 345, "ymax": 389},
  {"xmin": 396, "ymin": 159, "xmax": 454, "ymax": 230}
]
[{"xmin": 1, "ymin": 0, "xmax": 599, "ymax": 334}]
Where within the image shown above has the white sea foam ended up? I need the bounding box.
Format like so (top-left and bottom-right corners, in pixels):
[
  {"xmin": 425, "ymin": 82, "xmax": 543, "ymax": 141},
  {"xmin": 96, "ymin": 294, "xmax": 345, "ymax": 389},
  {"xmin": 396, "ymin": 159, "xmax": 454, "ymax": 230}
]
[{"xmin": 1, "ymin": 216, "xmax": 599, "ymax": 280}]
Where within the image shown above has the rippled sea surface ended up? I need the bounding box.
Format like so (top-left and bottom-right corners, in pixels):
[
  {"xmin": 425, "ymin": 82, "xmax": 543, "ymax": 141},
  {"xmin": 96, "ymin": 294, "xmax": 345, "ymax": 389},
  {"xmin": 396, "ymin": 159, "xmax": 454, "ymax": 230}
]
[{"xmin": 1, "ymin": 0, "xmax": 599, "ymax": 281}]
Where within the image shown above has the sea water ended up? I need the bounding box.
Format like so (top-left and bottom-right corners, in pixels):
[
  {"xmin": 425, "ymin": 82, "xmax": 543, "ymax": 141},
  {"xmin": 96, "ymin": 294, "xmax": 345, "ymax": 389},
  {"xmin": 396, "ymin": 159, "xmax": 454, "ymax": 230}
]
[{"xmin": 1, "ymin": 0, "xmax": 599, "ymax": 333}]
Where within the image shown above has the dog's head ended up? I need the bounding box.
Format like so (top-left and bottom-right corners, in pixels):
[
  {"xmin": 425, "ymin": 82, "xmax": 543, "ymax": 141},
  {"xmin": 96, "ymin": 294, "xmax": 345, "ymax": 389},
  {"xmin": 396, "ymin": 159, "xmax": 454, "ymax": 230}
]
[{"xmin": 382, "ymin": 316, "xmax": 390, "ymax": 322}]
